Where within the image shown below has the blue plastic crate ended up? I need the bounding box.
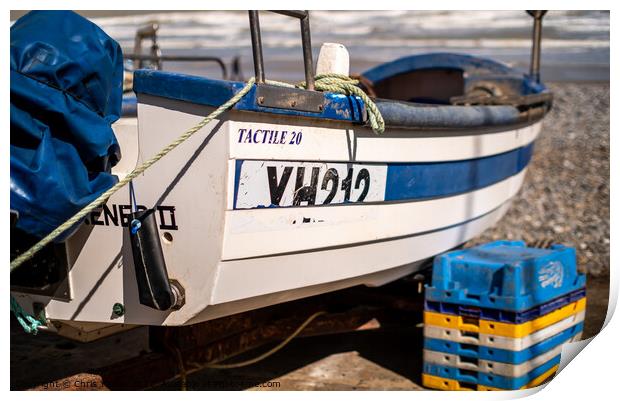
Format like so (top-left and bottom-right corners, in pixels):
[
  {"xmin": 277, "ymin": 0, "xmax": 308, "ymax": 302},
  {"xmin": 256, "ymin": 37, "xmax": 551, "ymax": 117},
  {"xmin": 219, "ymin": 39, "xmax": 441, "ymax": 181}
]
[
  {"xmin": 424, "ymin": 321, "xmax": 583, "ymax": 364},
  {"xmin": 425, "ymin": 241, "xmax": 586, "ymax": 311},
  {"xmin": 424, "ymin": 287, "xmax": 586, "ymax": 323},
  {"xmin": 423, "ymin": 354, "xmax": 561, "ymax": 390}
]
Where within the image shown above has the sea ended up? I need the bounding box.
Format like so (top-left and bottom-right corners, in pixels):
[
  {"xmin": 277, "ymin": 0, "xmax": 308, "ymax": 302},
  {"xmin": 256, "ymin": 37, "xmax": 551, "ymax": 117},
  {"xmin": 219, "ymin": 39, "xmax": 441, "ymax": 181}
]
[{"xmin": 12, "ymin": 10, "xmax": 610, "ymax": 82}]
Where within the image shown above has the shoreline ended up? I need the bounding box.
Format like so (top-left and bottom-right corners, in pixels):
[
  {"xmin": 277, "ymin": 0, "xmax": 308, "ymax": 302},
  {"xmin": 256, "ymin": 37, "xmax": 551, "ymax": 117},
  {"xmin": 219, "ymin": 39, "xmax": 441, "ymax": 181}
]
[{"xmin": 11, "ymin": 10, "xmax": 609, "ymax": 83}]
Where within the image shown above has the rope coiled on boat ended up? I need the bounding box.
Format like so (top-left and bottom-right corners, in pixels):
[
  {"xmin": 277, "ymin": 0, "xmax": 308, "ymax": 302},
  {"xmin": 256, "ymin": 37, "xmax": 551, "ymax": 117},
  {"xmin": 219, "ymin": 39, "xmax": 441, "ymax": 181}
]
[{"xmin": 267, "ymin": 73, "xmax": 385, "ymax": 135}]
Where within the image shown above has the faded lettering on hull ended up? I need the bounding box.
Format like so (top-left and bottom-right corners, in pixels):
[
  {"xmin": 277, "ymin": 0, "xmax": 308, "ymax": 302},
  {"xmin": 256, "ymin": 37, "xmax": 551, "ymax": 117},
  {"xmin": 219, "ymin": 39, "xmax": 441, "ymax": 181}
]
[
  {"xmin": 237, "ymin": 128, "xmax": 303, "ymax": 146},
  {"xmin": 85, "ymin": 204, "xmax": 178, "ymax": 230},
  {"xmin": 235, "ymin": 161, "xmax": 387, "ymax": 209}
]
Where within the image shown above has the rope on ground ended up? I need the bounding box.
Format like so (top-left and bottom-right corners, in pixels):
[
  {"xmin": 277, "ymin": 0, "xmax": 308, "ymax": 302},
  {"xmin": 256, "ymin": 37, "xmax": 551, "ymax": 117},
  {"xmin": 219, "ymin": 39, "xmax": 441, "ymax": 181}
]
[
  {"xmin": 204, "ymin": 311, "xmax": 326, "ymax": 369},
  {"xmin": 168, "ymin": 311, "xmax": 325, "ymax": 389},
  {"xmin": 10, "ymin": 296, "xmax": 41, "ymax": 334},
  {"xmin": 171, "ymin": 344, "xmax": 188, "ymax": 391}
]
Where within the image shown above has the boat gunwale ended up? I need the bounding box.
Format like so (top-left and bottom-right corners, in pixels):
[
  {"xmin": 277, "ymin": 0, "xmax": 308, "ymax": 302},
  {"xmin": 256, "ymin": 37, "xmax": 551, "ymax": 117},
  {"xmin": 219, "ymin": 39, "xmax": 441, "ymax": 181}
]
[
  {"xmin": 135, "ymin": 91, "xmax": 546, "ymax": 138},
  {"xmin": 131, "ymin": 53, "xmax": 552, "ymax": 130}
]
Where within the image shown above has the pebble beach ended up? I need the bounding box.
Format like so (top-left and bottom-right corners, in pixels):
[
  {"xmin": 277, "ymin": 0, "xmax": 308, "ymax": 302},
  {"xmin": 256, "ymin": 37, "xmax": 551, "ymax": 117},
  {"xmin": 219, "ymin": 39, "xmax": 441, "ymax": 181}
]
[
  {"xmin": 470, "ymin": 82, "xmax": 610, "ymax": 277},
  {"xmin": 469, "ymin": 82, "xmax": 610, "ymax": 338}
]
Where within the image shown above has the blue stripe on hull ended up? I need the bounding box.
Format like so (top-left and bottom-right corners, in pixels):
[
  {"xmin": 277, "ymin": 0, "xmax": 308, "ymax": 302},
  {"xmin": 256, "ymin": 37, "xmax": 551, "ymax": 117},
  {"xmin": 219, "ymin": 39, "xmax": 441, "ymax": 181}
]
[
  {"xmin": 384, "ymin": 143, "xmax": 533, "ymax": 201},
  {"xmin": 233, "ymin": 143, "xmax": 534, "ymax": 209}
]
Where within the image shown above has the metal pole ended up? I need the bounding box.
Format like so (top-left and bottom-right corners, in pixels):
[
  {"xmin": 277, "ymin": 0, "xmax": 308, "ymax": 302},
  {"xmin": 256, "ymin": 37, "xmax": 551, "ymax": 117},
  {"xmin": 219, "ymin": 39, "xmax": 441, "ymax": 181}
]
[
  {"xmin": 527, "ymin": 10, "xmax": 547, "ymax": 84},
  {"xmin": 133, "ymin": 23, "xmax": 159, "ymax": 70},
  {"xmin": 248, "ymin": 11, "xmax": 265, "ymax": 84},
  {"xmin": 299, "ymin": 12, "xmax": 315, "ymax": 91},
  {"xmin": 123, "ymin": 54, "xmax": 228, "ymax": 79},
  {"xmin": 273, "ymin": 10, "xmax": 307, "ymax": 19},
  {"xmin": 253, "ymin": 10, "xmax": 315, "ymax": 90},
  {"xmin": 133, "ymin": 37, "xmax": 143, "ymax": 70}
]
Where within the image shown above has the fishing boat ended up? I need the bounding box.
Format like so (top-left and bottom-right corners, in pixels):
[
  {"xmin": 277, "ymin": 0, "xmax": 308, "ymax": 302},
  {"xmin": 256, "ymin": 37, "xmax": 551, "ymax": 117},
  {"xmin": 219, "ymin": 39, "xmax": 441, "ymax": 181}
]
[{"xmin": 10, "ymin": 11, "xmax": 552, "ymax": 333}]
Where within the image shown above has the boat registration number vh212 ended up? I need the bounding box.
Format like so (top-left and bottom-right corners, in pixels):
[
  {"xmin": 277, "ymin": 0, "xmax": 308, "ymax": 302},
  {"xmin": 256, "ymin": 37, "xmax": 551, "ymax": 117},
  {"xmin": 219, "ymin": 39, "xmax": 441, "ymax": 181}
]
[{"xmin": 234, "ymin": 160, "xmax": 388, "ymax": 209}]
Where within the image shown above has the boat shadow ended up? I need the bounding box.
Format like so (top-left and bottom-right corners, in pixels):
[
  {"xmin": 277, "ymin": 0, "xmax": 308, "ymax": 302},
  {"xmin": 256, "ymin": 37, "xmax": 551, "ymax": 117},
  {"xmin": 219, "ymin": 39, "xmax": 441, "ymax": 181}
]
[
  {"xmin": 154, "ymin": 278, "xmax": 429, "ymax": 391},
  {"xmin": 162, "ymin": 324, "xmax": 426, "ymax": 390}
]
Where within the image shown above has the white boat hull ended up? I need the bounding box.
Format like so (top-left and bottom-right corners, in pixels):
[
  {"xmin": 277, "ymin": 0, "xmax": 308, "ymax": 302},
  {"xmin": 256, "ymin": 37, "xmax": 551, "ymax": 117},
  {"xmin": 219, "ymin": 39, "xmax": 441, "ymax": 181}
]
[{"xmin": 12, "ymin": 94, "xmax": 540, "ymax": 326}]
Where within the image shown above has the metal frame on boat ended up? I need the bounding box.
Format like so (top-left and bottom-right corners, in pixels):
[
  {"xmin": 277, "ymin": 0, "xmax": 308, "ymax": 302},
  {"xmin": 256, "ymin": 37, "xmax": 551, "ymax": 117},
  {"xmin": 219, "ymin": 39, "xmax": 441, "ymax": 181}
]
[{"xmin": 125, "ymin": 21, "xmax": 239, "ymax": 80}]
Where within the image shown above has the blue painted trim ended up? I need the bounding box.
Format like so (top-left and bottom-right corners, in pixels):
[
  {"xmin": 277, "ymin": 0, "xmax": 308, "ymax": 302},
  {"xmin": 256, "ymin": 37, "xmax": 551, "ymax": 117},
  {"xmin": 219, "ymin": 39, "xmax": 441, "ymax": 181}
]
[
  {"xmin": 424, "ymin": 322, "xmax": 584, "ymax": 364},
  {"xmin": 135, "ymin": 70, "xmax": 247, "ymax": 106},
  {"xmin": 423, "ymin": 353, "xmax": 562, "ymax": 389},
  {"xmin": 133, "ymin": 69, "xmax": 366, "ymax": 123},
  {"xmin": 384, "ymin": 143, "xmax": 532, "ymax": 201},
  {"xmin": 233, "ymin": 143, "xmax": 533, "ymax": 210}
]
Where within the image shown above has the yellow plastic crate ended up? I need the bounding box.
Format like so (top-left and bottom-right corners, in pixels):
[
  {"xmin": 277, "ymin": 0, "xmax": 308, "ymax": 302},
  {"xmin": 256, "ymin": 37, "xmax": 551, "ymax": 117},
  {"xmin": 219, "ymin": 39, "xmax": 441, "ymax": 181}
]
[
  {"xmin": 422, "ymin": 364, "xmax": 559, "ymax": 391},
  {"xmin": 423, "ymin": 298, "xmax": 586, "ymax": 338}
]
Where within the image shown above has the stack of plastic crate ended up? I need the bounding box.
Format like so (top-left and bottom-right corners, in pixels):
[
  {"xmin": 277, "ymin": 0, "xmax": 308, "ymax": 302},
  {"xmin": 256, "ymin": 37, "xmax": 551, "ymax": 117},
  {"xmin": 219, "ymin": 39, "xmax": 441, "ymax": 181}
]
[{"xmin": 422, "ymin": 240, "xmax": 586, "ymax": 391}]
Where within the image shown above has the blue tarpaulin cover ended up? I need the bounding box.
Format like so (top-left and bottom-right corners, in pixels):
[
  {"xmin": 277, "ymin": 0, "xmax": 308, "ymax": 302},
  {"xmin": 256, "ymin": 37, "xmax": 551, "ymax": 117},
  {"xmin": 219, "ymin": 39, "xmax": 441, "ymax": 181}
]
[{"xmin": 10, "ymin": 11, "xmax": 123, "ymax": 240}]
